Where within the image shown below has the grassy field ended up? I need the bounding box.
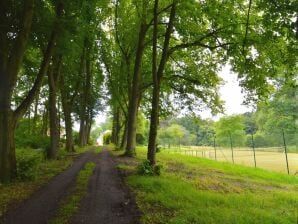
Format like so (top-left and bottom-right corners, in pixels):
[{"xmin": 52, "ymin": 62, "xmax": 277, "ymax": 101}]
[
  {"xmin": 161, "ymin": 146, "xmax": 298, "ymax": 175},
  {"xmin": 113, "ymin": 147, "xmax": 298, "ymax": 224}
]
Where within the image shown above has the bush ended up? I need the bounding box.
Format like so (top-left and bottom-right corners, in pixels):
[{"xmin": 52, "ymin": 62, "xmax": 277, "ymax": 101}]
[
  {"xmin": 137, "ymin": 160, "xmax": 162, "ymax": 176},
  {"xmin": 103, "ymin": 132, "xmax": 112, "ymax": 144},
  {"xmin": 16, "ymin": 149, "xmax": 43, "ymax": 181},
  {"xmin": 16, "ymin": 134, "xmax": 50, "ymax": 150}
]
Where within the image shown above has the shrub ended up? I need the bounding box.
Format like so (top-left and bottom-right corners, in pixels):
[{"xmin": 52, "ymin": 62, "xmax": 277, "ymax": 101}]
[
  {"xmin": 103, "ymin": 132, "xmax": 112, "ymax": 144},
  {"xmin": 137, "ymin": 159, "xmax": 162, "ymax": 176},
  {"xmin": 15, "ymin": 134, "xmax": 50, "ymax": 150},
  {"xmin": 16, "ymin": 149, "xmax": 43, "ymax": 181}
]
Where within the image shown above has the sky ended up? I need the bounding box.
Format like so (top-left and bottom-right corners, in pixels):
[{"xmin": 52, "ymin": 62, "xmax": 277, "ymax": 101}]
[
  {"xmin": 200, "ymin": 64, "xmax": 252, "ymax": 120},
  {"xmin": 93, "ymin": 64, "xmax": 253, "ymax": 126}
]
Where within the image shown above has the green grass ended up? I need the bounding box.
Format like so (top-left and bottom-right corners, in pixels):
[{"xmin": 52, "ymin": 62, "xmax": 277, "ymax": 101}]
[
  {"xmin": 50, "ymin": 162, "xmax": 96, "ymax": 224},
  {"xmin": 116, "ymin": 146, "xmax": 298, "ymax": 224},
  {"xmin": 0, "ymin": 146, "xmax": 92, "ymax": 217}
]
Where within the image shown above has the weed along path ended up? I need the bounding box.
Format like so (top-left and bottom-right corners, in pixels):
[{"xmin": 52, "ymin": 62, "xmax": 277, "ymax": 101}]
[
  {"xmin": 1, "ymin": 147, "xmax": 140, "ymax": 224},
  {"xmin": 72, "ymin": 147, "xmax": 140, "ymax": 224}
]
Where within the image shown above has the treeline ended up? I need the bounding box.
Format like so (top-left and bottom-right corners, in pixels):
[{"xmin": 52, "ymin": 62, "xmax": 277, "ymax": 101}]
[
  {"xmin": 105, "ymin": 0, "xmax": 296, "ymax": 170},
  {"xmin": 0, "ymin": 0, "xmax": 296, "ymax": 181},
  {"xmin": 0, "ymin": 0, "xmax": 106, "ymax": 182}
]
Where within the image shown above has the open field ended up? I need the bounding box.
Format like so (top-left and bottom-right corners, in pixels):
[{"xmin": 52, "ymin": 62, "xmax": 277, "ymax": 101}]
[
  {"xmin": 161, "ymin": 146, "xmax": 298, "ymax": 175},
  {"xmin": 113, "ymin": 147, "xmax": 298, "ymax": 224}
]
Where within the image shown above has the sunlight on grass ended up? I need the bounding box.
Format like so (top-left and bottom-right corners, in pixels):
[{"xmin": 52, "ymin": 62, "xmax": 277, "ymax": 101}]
[{"xmin": 118, "ymin": 146, "xmax": 298, "ymax": 224}]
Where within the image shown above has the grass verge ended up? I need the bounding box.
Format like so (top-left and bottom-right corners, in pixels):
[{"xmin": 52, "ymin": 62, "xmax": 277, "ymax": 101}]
[
  {"xmin": 114, "ymin": 146, "xmax": 298, "ymax": 224},
  {"xmin": 50, "ymin": 162, "xmax": 96, "ymax": 224}
]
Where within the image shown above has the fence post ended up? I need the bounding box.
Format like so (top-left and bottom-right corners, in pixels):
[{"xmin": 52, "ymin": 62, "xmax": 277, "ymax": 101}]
[
  {"xmin": 229, "ymin": 132, "xmax": 234, "ymax": 164},
  {"xmin": 251, "ymin": 134, "xmax": 256, "ymax": 168},
  {"xmin": 282, "ymin": 130, "xmax": 290, "ymax": 175},
  {"xmin": 213, "ymin": 135, "xmax": 217, "ymax": 161}
]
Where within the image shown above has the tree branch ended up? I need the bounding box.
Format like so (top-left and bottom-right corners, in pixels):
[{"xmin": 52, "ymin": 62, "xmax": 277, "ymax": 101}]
[
  {"xmin": 7, "ymin": 0, "xmax": 34, "ymax": 87},
  {"xmin": 242, "ymin": 0, "xmax": 253, "ymax": 55}
]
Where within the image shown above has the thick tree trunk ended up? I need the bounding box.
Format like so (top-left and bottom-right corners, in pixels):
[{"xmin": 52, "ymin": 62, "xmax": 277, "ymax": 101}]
[
  {"xmin": 47, "ymin": 56, "xmax": 62, "ymax": 159},
  {"xmin": 0, "ymin": 110, "xmax": 17, "ymax": 182},
  {"xmin": 125, "ymin": 23, "xmax": 147, "ymax": 156}
]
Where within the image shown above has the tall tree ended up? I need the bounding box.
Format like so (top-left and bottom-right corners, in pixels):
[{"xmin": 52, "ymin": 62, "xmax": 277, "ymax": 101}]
[{"xmin": 0, "ymin": 0, "xmax": 63, "ymax": 181}]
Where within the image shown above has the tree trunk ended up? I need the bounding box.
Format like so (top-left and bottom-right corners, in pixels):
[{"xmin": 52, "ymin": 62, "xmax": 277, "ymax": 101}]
[
  {"xmin": 47, "ymin": 56, "xmax": 62, "ymax": 159},
  {"xmin": 147, "ymin": 0, "xmax": 159, "ymax": 166},
  {"xmin": 60, "ymin": 75, "xmax": 74, "ymax": 152},
  {"xmin": 120, "ymin": 120, "xmax": 128, "ymax": 150},
  {"xmin": 48, "ymin": 69, "xmax": 60, "ymax": 159},
  {"xmin": 125, "ymin": 22, "xmax": 147, "ymax": 156},
  {"xmin": 79, "ymin": 40, "xmax": 91, "ymax": 147},
  {"xmin": 112, "ymin": 106, "xmax": 121, "ymax": 147},
  {"xmin": 0, "ymin": 110, "xmax": 17, "ymax": 182},
  {"xmin": 147, "ymin": 1, "xmax": 176, "ymax": 166}
]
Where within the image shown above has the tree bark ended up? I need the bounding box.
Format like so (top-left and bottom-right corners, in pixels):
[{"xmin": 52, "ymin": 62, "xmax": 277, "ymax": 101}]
[
  {"xmin": 112, "ymin": 106, "xmax": 120, "ymax": 147},
  {"xmin": 121, "ymin": 120, "xmax": 128, "ymax": 150},
  {"xmin": 79, "ymin": 40, "xmax": 92, "ymax": 147},
  {"xmin": 47, "ymin": 56, "xmax": 62, "ymax": 159},
  {"xmin": 0, "ymin": 110, "xmax": 17, "ymax": 182},
  {"xmin": 125, "ymin": 22, "xmax": 147, "ymax": 156},
  {"xmin": 147, "ymin": 1, "xmax": 176, "ymax": 166},
  {"xmin": 60, "ymin": 75, "xmax": 74, "ymax": 152},
  {"xmin": 147, "ymin": 0, "xmax": 159, "ymax": 165}
]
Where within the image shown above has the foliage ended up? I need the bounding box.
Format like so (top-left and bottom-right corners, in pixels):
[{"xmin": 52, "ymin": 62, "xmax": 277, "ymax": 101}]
[
  {"xmin": 137, "ymin": 160, "xmax": 162, "ymax": 176},
  {"xmin": 215, "ymin": 115, "xmax": 246, "ymax": 147},
  {"xmin": 103, "ymin": 132, "xmax": 112, "ymax": 145},
  {"xmin": 16, "ymin": 149, "xmax": 44, "ymax": 181},
  {"xmin": 15, "ymin": 119, "xmax": 50, "ymax": 150}
]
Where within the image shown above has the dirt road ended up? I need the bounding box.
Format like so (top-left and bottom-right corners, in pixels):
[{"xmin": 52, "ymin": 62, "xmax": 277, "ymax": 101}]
[
  {"xmin": 1, "ymin": 147, "xmax": 140, "ymax": 224},
  {"xmin": 72, "ymin": 147, "xmax": 140, "ymax": 224}
]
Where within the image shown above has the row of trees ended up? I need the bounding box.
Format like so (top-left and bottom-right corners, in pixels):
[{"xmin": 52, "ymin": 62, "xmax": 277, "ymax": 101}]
[
  {"xmin": 105, "ymin": 0, "xmax": 297, "ymax": 169},
  {"xmin": 0, "ymin": 0, "xmax": 106, "ymax": 182},
  {"xmin": 158, "ymin": 94, "xmax": 298, "ymax": 149},
  {"xmin": 1, "ymin": 0, "xmax": 296, "ymax": 181}
]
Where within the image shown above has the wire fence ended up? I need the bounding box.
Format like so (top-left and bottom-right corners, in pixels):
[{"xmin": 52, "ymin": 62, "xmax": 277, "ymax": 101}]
[{"xmin": 161, "ymin": 132, "xmax": 298, "ymax": 175}]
